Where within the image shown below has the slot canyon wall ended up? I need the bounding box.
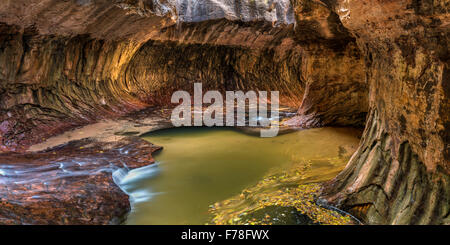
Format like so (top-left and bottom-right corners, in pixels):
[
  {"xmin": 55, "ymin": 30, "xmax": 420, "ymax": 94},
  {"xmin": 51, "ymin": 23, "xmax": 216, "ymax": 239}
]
[
  {"xmin": 0, "ymin": 0, "xmax": 447, "ymax": 224},
  {"xmin": 321, "ymin": 0, "xmax": 449, "ymax": 224},
  {"xmin": 0, "ymin": 0, "xmax": 367, "ymax": 151}
]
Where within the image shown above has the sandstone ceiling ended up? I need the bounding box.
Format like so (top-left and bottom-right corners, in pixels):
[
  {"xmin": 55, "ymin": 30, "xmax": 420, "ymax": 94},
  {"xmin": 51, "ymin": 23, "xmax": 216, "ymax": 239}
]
[{"xmin": 0, "ymin": 0, "xmax": 448, "ymax": 225}]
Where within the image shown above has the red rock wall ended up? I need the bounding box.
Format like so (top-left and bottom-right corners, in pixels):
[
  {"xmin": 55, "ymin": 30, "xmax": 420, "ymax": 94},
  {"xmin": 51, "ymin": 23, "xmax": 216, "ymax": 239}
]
[
  {"xmin": 0, "ymin": 0, "xmax": 367, "ymax": 152},
  {"xmin": 322, "ymin": 0, "xmax": 449, "ymax": 224},
  {"xmin": 3, "ymin": 0, "xmax": 446, "ymax": 225}
]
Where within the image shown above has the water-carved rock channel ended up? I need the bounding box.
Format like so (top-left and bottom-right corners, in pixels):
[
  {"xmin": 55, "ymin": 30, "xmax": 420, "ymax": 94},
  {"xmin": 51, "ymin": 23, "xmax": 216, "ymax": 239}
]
[
  {"xmin": 0, "ymin": 0, "xmax": 448, "ymax": 225},
  {"xmin": 117, "ymin": 127, "xmax": 361, "ymax": 225}
]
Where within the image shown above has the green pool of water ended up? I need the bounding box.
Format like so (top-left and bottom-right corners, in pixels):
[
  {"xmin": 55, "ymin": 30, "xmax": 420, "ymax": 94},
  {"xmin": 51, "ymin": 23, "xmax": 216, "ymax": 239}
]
[{"xmin": 119, "ymin": 127, "xmax": 360, "ymax": 225}]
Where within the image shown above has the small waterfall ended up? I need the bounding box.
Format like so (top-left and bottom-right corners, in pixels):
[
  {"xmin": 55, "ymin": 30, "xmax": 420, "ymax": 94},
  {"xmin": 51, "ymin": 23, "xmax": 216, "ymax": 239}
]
[
  {"xmin": 112, "ymin": 167, "xmax": 129, "ymax": 186},
  {"xmin": 112, "ymin": 163, "xmax": 161, "ymax": 205}
]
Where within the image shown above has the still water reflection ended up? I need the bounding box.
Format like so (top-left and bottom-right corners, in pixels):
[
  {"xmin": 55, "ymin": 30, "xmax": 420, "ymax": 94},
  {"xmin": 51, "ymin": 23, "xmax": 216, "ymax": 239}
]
[{"xmin": 117, "ymin": 127, "xmax": 360, "ymax": 225}]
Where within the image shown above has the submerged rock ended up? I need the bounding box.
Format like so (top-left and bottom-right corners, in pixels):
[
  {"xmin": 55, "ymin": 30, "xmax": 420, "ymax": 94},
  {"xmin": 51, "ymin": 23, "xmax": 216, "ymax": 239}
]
[
  {"xmin": 0, "ymin": 109, "xmax": 170, "ymax": 224},
  {"xmin": 0, "ymin": 137, "xmax": 161, "ymax": 224},
  {"xmin": 208, "ymin": 155, "xmax": 358, "ymax": 226},
  {"xmin": 238, "ymin": 206, "xmax": 319, "ymax": 225},
  {"xmin": 0, "ymin": 0, "xmax": 447, "ymax": 225},
  {"xmin": 321, "ymin": 0, "xmax": 449, "ymax": 225}
]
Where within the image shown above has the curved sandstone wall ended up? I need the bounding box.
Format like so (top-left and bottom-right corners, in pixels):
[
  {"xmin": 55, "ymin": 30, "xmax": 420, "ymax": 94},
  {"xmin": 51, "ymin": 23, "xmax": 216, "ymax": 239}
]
[
  {"xmin": 0, "ymin": 0, "xmax": 447, "ymax": 225},
  {"xmin": 0, "ymin": 0, "xmax": 367, "ymax": 151},
  {"xmin": 321, "ymin": 0, "xmax": 449, "ymax": 224}
]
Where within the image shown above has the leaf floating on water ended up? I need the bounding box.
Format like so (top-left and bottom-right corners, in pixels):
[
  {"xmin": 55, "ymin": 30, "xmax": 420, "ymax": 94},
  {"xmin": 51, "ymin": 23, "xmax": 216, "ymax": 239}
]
[{"xmin": 207, "ymin": 159, "xmax": 355, "ymax": 225}]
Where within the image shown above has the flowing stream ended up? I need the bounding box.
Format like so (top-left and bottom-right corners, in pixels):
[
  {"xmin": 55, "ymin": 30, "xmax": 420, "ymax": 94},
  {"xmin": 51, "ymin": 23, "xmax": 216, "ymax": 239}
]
[{"xmin": 118, "ymin": 127, "xmax": 361, "ymax": 225}]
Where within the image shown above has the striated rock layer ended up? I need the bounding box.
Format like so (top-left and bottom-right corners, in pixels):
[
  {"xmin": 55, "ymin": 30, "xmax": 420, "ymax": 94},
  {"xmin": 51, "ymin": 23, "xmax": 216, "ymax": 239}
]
[
  {"xmin": 321, "ymin": 0, "xmax": 449, "ymax": 224},
  {"xmin": 0, "ymin": 137, "xmax": 161, "ymax": 224},
  {"xmin": 0, "ymin": 0, "xmax": 367, "ymax": 224},
  {"xmin": 0, "ymin": 0, "xmax": 367, "ymax": 152},
  {"xmin": 0, "ymin": 0, "xmax": 447, "ymax": 225},
  {"xmin": 0, "ymin": 108, "xmax": 172, "ymax": 224}
]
